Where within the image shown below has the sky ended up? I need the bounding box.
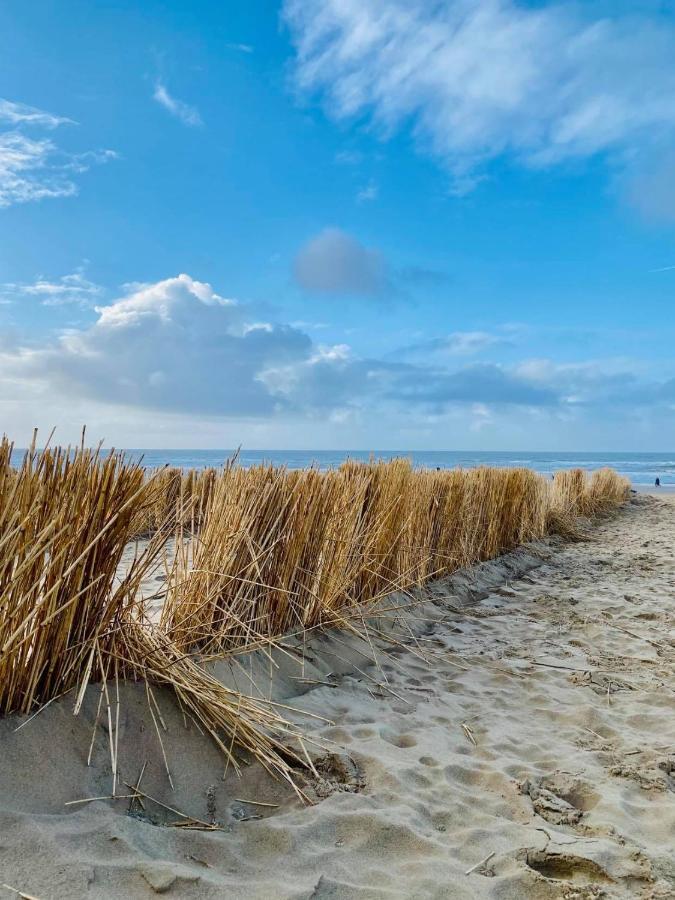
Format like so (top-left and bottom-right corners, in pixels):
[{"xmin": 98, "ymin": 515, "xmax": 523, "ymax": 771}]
[{"xmin": 1, "ymin": 0, "xmax": 675, "ymax": 450}]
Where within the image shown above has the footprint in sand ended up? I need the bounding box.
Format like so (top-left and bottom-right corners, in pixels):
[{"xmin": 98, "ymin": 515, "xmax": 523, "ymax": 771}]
[
  {"xmin": 522, "ymin": 848, "xmax": 613, "ymax": 885},
  {"xmin": 352, "ymin": 726, "xmax": 376, "ymax": 739},
  {"xmin": 310, "ymin": 752, "xmax": 365, "ymax": 800},
  {"xmin": 519, "ymin": 773, "xmax": 599, "ymax": 826},
  {"xmin": 418, "ymin": 755, "xmax": 439, "ymax": 767},
  {"xmin": 379, "ymin": 728, "xmax": 417, "ymax": 748}
]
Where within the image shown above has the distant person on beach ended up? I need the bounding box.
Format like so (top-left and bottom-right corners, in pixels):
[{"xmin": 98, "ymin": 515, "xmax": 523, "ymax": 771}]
[{"xmin": 655, "ymin": 477, "xmax": 661, "ymax": 487}]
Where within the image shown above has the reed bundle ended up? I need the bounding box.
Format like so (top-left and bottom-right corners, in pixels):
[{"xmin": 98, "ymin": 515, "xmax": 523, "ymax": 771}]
[
  {"xmin": 130, "ymin": 466, "xmax": 217, "ymax": 536},
  {"xmin": 160, "ymin": 461, "xmax": 381, "ymax": 651},
  {"xmin": 161, "ymin": 461, "xmax": 629, "ymax": 654},
  {"xmin": 0, "ymin": 434, "xmax": 164, "ymax": 715}
]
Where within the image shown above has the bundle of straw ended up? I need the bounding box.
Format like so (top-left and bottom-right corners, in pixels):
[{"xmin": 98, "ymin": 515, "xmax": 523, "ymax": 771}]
[{"xmin": 0, "ymin": 434, "xmax": 164, "ymax": 714}]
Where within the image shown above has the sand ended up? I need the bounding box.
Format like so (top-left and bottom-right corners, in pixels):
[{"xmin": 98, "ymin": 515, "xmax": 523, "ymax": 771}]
[{"xmin": 1, "ymin": 494, "xmax": 674, "ymax": 899}]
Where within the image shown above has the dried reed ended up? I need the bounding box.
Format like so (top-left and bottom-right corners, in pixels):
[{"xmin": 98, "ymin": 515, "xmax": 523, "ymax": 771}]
[
  {"xmin": 0, "ymin": 435, "xmax": 629, "ymax": 784},
  {"xmin": 161, "ymin": 460, "xmax": 629, "ymax": 654},
  {"xmin": 0, "ymin": 433, "xmax": 165, "ymax": 714}
]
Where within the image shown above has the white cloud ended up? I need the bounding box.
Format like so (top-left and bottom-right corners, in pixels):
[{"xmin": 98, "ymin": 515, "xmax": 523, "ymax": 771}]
[
  {"xmin": 335, "ymin": 149, "xmax": 363, "ymax": 165},
  {"xmin": 399, "ymin": 331, "xmax": 506, "ymax": 359},
  {"xmin": 356, "ymin": 180, "xmax": 378, "ymax": 203},
  {"xmin": 293, "ymin": 228, "xmax": 386, "ymax": 295},
  {"xmin": 445, "ymin": 332, "xmax": 503, "ymax": 354},
  {"xmin": 283, "ymin": 0, "xmax": 675, "ymax": 189},
  {"xmin": 438, "ymin": 331, "xmax": 505, "ymax": 356},
  {"xmin": 0, "ymin": 272, "xmax": 564, "ymax": 419},
  {"xmin": 226, "ymin": 42, "xmax": 254, "ymax": 54},
  {"xmin": 0, "ymin": 99, "xmax": 115, "ymax": 208},
  {"xmin": 0, "ymin": 98, "xmax": 74, "ymax": 129},
  {"xmin": 1, "ymin": 273, "xmax": 673, "ymax": 448},
  {"xmin": 0, "ymin": 270, "xmax": 103, "ymax": 308},
  {"xmin": 153, "ymin": 81, "xmax": 202, "ymax": 127},
  {"xmin": 14, "ymin": 275, "xmax": 310, "ymax": 416},
  {"xmin": 0, "ymin": 132, "xmax": 75, "ymax": 206}
]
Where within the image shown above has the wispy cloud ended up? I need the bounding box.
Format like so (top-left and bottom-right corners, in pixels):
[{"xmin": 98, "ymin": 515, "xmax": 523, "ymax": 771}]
[
  {"xmin": 398, "ymin": 331, "xmax": 508, "ymax": 360},
  {"xmin": 153, "ymin": 80, "xmax": 202, "ymax": 127},
  {"xmin": 0, "ymin": 98, "xmax": 115, "ymax": 207},
  {"xmin": 226, "ymin": 42, "xmax": 253, "ymax": 54},
  {"xmin": 356, "ymin": 180, "xmax": 378, "ymax": 203},
  {"xmin": 284, "ymin": 1, "xmax": 675, "ymax": 192},
  {"xmin": 0, "ymin": 98, "xmax": 74, "ymax": 129},
  {"xmin": 0, "ymin": 269, "xmax": 103, "ymax": 308},
  {"xmin": 335, "ymin": 149, "xmax": 363, "ymax": 166}
]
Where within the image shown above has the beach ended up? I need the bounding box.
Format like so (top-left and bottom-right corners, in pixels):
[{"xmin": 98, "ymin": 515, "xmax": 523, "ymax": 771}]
[{"xmin": 1, "ymin": 492, "xmax": 673, "ymax": 899}]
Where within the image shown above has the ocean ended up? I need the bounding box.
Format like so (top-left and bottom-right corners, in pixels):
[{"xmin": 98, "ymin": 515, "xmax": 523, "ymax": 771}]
[{"xmin": 28, "ymin": 449, "xmax": 671, "ymax": 486}]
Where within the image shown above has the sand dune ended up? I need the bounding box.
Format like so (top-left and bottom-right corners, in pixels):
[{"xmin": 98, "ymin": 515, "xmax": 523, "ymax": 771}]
[{"xmin": 1, "ymin": 495, "xmax": 674, "ymax": 899}]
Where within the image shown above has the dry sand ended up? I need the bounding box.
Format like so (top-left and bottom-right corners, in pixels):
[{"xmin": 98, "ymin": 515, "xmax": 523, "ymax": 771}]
[{"xmin": 1, "ymin": 494, "xmax": 674, "ymax": 899}]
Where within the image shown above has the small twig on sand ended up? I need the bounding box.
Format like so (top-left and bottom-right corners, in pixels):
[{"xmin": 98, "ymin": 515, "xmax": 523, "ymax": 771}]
[
  {"xmin": 234, "ymin": 798, "xmax": 280, "ymax": 808},
  {"xmin": 13, "ymin": 689, "xmax": 72, "ymax": 732},
  {"xmin": 2, "ymin": 885, "xmax": 42, "ymax": 900},
  {"xmin": 65, "ymin": 794, "xmax": 135, "ymax": 806},
  {"xmin": 129, "ymin": 760, "xmax": 148, "ymax": 812},
  {"xmin": 122, "ymin": 782, "xmax": 215, "ymax": 829},
  {"xmin": 461, "ymin": 722, "xmax": 477, "ymax": 746},
  {"xmin": 464, "ymin": 851, "xmax": 495, "ymax": 875}
]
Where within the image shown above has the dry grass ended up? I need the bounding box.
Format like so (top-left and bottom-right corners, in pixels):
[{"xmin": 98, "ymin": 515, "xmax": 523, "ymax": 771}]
[
  {"xmin": 0, "ymin": 433, "xmax": 165, "ymax": 715},
  {"xmin": 113, "ymin": 619, "xmax": 313, "ymax": 793},
  {"xmin": 130, "ymin": 466, "xmax": 217, "ymax": 536},
  {"xmin": 0, "ymin": 436, "xmax": 629, "ymax": 782},
  {"xmin": 161, "ymin": 460, "xmax": 629, "ymax": 654}
]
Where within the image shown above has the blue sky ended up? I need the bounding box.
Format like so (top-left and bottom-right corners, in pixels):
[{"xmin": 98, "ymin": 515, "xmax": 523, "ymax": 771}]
[{"xmin": 1, "ymin": 0, "xmax": 675, "ymax": 449}]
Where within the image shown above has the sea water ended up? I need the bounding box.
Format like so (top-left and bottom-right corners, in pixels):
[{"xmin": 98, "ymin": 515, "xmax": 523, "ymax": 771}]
[{"xmin": 66, "ymin": 449, "xmax": 675, "ymax": 486}]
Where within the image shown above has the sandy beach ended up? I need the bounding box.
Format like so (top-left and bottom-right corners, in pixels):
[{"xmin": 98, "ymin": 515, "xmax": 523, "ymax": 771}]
[{"xmin": 2, "ymin": 493, "xmax": 674, "ymax": 899}]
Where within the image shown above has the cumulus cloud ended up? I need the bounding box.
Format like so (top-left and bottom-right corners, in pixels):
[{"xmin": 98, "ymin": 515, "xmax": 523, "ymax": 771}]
[
  {"xmin": 2, "ymin": 273, "xmax": 674, "ymax": 442},
  {"xmin": 293, "ymin": 228, "xmax": 386, "ymax": 295},
  {"xmin": 385, "ymin": 362, "xmax": 558, "ymax": 409},
  {"xmin": 293, "ymin": 229, "xmax": 450, "ymax": 299},
  {"xmin": 283, "ymin": 0, "xmax": 675, "ymax": 190},
  {"xmin": 16, "ymin": 275, "xmax": 312, "ymax": 415},
  {"xmin": 0, "ymin": 272, "xmax": 570, "ymax": 420},
  {"xmin": 0, "ymin": 98, "xmax": 115, "ymax": 207},
  {"xmin": 512, "ymin": 358, "xmax": 654, "ymax": 408},
  {"xmin": 0, "ymin": 270, "xmax": 103, "ymax": 308},
  {"xmin": 153, "ymin": 81, "xmax": 202, "ymax": 127}
]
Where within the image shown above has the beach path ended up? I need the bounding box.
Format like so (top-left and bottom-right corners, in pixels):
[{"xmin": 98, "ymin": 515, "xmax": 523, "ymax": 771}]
[{"xmin": 1, "ymin": 495, "xmax": 674, "ymax": 898}]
